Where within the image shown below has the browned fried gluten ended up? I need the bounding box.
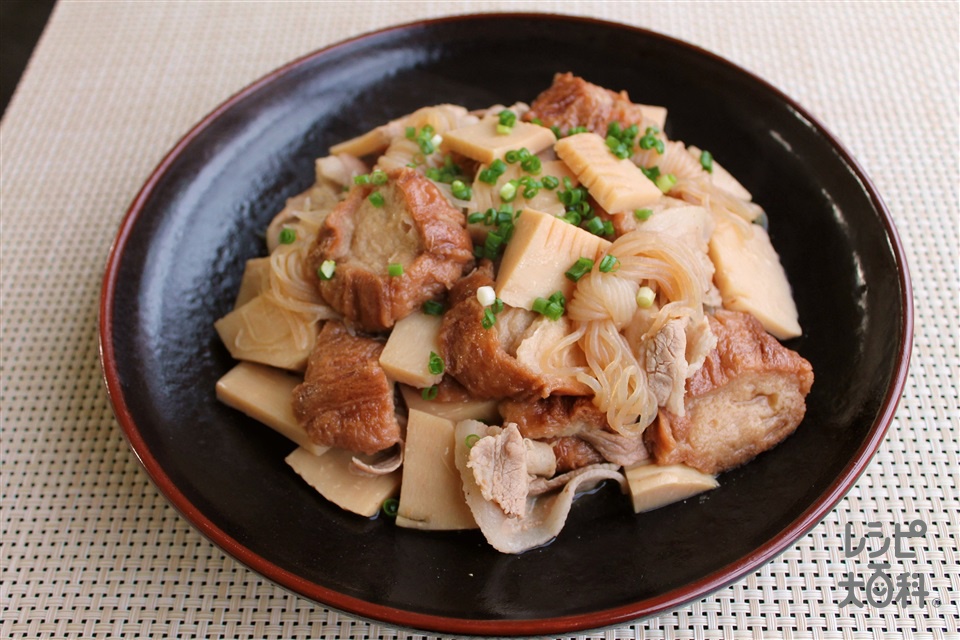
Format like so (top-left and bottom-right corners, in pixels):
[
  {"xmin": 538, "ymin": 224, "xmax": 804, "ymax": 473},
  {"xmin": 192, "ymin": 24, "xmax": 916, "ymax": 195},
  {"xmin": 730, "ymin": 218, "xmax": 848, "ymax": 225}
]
[
  {"xmin": 645, "ymin": 309, "xmax": 814, "ymax": 475},
  {"xmin": 292, "ymin": 321, "xmax": 401, "ymax": 455},
  {"xmin": 309, "ymin": 167, "xmax": 474, "ymax": 332},
  {"xmin": 524, "ymin": 72, "xmax": 653, "ymax": 136},
  {"xmin": 439, "ymin": 264, "xmax": 548, "ymax": 400}
]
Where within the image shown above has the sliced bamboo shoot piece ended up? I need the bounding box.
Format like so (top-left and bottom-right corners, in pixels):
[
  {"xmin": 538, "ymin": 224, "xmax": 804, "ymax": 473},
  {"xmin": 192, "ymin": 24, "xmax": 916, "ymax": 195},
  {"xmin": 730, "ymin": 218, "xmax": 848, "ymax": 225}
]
[
  {"xmin": 399, "ymin": 384, "xmax": 500, "ymax": 423},
  {"xmin": 443, "ymin": 117, "xmax": 556, "ymax": 164},
  {"xmin": 234, "ymin": 257, "xmax": 271, "ymax": 309},
  {"xmin": 555, "ymin": 132, "xmax": 661, "ymax": 213},
  {"xmin": 214, "ymin": 294, "xmax": 317, "ymax": 372},
  {"xmin": 286, "ymin": 447, "xmax": 401, "ymax": 517},
  {"xmin": 379, "ymin": 311, "xmax": 444, "ymax": 388},
  {"xmin": 687, "ymin": 145, "xmax": 752, "ymax": 201},
  {"xmin": 625, "ymin": 462, "xmax": 719, "ymax": 513},
  {"xmin": 216, "ymin": 362, "xmax": 327, "ymax": 457},
  {"xmin": 396, "ymin": 410, "xmax": 477, "ymax": 530},
  {"xmin": 495, "ymin": 208, "xmax": 611, "ymax": 309},
  {"xmin": 710, "ymin": 216, "xmax": 801, "ymax": 339}
]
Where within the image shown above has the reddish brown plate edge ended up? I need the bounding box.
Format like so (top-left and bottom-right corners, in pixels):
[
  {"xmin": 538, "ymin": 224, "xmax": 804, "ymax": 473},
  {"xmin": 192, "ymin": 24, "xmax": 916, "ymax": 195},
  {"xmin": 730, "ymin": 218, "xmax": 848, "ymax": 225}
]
[{"xmin": 98, "ymin": 12, "xmax": 914, "ymax": 637}]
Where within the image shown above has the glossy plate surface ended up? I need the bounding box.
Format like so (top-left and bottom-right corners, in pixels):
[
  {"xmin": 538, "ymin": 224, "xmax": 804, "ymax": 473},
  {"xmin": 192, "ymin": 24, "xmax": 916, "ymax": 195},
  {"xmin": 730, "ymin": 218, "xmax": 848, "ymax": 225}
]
[{"xmin": 100, "ymin": 14, "xmax": 912, "ymax": 636}]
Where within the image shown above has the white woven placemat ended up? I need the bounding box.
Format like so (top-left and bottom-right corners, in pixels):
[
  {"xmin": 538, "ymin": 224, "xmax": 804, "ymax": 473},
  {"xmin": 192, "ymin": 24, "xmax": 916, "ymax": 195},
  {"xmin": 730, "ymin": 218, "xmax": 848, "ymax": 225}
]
[{"xmin": 2, "ymin": 1, "xmax": 957, "ymax": 638}]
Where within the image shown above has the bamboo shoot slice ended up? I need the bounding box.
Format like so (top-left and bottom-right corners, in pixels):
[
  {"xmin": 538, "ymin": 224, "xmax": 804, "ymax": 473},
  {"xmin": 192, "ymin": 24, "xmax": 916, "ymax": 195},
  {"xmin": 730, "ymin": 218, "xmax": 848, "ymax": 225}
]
[
  {"xmin": 286, "ymin": 447, "xmax": 400, "ymax": 517},
  {"xmin": 234, "ymin": 257, "xmax": 271, "ymax": 309},
  {"xmin": 214, "ymin": 294, "xmax": 316, "ymax": 372},
  {"xmin": 625, "ymin": 463, "xmax": 718, "ymax": 513},
  {"xmin": 399, "ymin": 385, "xmax": 500, "ymax": 423},
  {"xmin": 710, "ymin": 216, "xmax": 801, "ymax": 339},
  {"xmin": 379, "ymin": 311, "xmax": 444, "ymax": 387},
  {"xmin": 396, "ymin": 410, "xmax": 477, "ymax": 530},
  {"xmin": 495, "ymin": 208, "xmax": 611, "ymax": 309},
  {"xmin": 555, "ymin": 132, "xmax": 661, "ymax": 213},
  {"xmin": 443, "ymin": 117, "xmax": 556, "ymax": 164},
  {"xmin": 216, "ymin": 362, "xmax": 327, "ymax": 457}
]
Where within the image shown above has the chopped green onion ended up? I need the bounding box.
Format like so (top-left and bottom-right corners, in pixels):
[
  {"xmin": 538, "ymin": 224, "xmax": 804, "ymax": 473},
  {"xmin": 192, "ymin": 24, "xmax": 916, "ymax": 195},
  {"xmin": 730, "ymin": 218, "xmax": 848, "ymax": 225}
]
[
  {"xmin": 599, "ymin": 254, "xmax": 620, "ymax": 273},
  {"xmin": 568, "ymin": 126, "xmax": 588, "ymax": 135},
  {"xmin": 700, "ymin": 150, "xmax": 714, "ymax": 173},
  {"xmin": 563, "ymin": 210, "xmax": 582, "ymax": 226},
  {"xmin": 368, "ymin": 191, "xmax": 385, "ymax": 207},
  {"xmin": 639, "ymin": 127, "xmax": 665, "ymax": 154},
  {"xmin": 496, "ymin": 123, "xmax": 512, "ymax": 135},
  {"xmin": 531, "ymin": 117, "xmax": 543, "ymax": 126},
  {"xmin": 584, "ymin": 216, "xmax": 606, "ymax": 236},
  {"xmin": 634, "ymin": 208, "xmax": 653, "ymax": 221},
  {"xmin": 481, "ymin": 307, "xmax": 497, "ymax": 329},
  {"xmin": 428, "ymin": 351, "xmax": 445, "ymax": 375},
  {"xmin": 405, "ymin": 126, "xmax": 416, "ymax": 139},
  {"xmin": 520, "ymin": 155, "xmax": 542, "ymax": 174},
  {"xmin": 422, "ymin": 300, "xmax": 445, "ymax": 316},
  {"xmin": 607, "ymin": 121, "xmax": 622, "ymax": 138},
  {"xmin": 421, "ymin": 385, "xmax": 439, "ymax": 400},
  {"xmin": 499, "ymin": 180, "xmax": 519, "ymax": 202},
  {"xmin": 565, "ymin": 257, "xmax": 595, "ymax": 282},
  {"xmin": 476, "ymin": 285, "xmax": 497, "ymax": 307},
  {"xmin": 655, "ymin": 173, "xmax": 677, "ymax": 193},
  {"xmin": 498, "ymin": 110, "xmax": 517, "ymax": 128},
  {"xmin": 541, "ymin": 175, "xmax": 560, "ymax": 190},
  {"xmin": 504, "ymin": 150, "xmax": 521, "ymax": 164},
  {"xmin": 278, "ymin": 227, "xmax": 296, "ymax": 244},
  {"xmin": 353, "ymin": 174, "xmax": 371, "ymax": 185},
  {"xmin": 532, "ymin": 291, "xmax": 565, "ymax": 320},
  {"xmin": 603, "ymin": 220, "xmax": 614, "ymax": 236},
  {"xmin": 636, "ymin": 285, "xmax": 656, "ymax": 308},
  {"xmin": 382, "ymin": 497, "xmax": 399, "ymax": 517},
  {"xmin": 465, "ymin": 433, "xmax": 481, "ymax": 448},
  {"xmin": 491, "ymin": 298, "xmax": 504, "ymax": 314},
  {"xmin": 451, "ymin": 179, "xmax": 472, "ymax": 200},
  {"xmin": 523, "ymin": 185, "xmax": 540, "ymax": 199},
  {"xmin": 370, "ymin": 170, "xmax": 388, "ymax": 185},
  {"xmin": 478, "ymin": 158, "xmax": 507, "ymax": 184},
  {"xmin": 467, "ymin": 211, "xmax": 485, "ymax": 224},
  {"xmin": 317, "ymin": 260, "xmax": 336, "ymax": 280},
  {"xmin": 387, "ymin": 263, "xmax": 404, "ymax": 277},
  {"xmin": 484, "ymin": 231, "xmax": 504, "ymax": 256},
  {"xmin": 641, "ymin": 165, "xmax": 660, "ymax": 181},
  {"xmin": 550, "ymin": 125, "xmax": 562, "ymax": 138}
]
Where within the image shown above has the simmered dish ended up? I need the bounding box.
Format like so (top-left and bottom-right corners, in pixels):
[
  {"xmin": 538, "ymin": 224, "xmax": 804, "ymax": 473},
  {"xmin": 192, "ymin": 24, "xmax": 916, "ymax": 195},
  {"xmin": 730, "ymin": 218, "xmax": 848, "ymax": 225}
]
[{"xmin": 214, "ymin": 74, "xmax": 814, "ymax": 553}]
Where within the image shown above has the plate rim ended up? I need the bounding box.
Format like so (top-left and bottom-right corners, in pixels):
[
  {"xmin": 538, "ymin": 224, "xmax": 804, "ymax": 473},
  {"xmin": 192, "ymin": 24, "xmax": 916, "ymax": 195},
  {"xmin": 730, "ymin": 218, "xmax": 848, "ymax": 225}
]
[{"xmin": 98, "ymin": 12, "xmax": 914, "ymax": 636}]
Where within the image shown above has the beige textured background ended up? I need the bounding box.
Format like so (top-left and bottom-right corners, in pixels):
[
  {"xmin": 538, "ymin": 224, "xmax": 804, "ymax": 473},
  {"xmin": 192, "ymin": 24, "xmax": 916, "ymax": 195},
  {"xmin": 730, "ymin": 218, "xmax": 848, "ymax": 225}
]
[{"xmin": 2, "ymin": 1, "xmax": 957, "ymax": 638}]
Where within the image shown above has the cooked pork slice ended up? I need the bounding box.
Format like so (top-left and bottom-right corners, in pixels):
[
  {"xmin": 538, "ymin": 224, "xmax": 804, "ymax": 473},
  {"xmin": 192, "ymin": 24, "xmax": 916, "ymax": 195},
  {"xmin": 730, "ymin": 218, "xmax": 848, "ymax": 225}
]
[
  {"xmin": 309, "ymin": 167, "xmax": 474, "ymax": 332},
  {"xmin": 642, "ymin": 317, "xmax": 688, "ymax": 415},
  {"xmin": 644, "ymin": 309, "xmax": 814, "ymax": 475},
  {"xmin": 292, "ymin": 321, "xmax": 401, "ymax": 455},
  {"xmin": 550, "ymin": 436, "xmax": 605, "ymax": 473},
  {"xmin": 466, "ymin": 423, "xmax": 557, "ymax": 518},
  {"xmin": 439, "ymin": 265, "xmax": 549, "ymax": 399},
  {"xmin": 524, "ymin": 72, "xmax": 661, "ymax": 136},
  {"xmin": 501, "ymin": 395, "xmax": 648, "ymax": 468},
  {"xmin": 499, "ymin": 395, "xmax": 607, "ymax": 440}
]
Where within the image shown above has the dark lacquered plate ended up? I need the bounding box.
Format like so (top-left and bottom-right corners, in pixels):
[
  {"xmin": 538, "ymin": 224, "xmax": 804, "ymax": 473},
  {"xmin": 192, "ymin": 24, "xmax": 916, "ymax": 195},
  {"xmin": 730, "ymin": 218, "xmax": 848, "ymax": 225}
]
[{"xmin": 99, "ymin": 13, "xmax": 912, "ymax": 636}]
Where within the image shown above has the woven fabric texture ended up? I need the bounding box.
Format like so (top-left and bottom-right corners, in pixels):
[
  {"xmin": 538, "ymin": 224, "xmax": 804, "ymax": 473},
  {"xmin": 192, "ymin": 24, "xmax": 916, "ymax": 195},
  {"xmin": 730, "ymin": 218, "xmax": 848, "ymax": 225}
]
[{"xmin": 1, "ymin": 1, "xmax": 957, "ymax": 638}]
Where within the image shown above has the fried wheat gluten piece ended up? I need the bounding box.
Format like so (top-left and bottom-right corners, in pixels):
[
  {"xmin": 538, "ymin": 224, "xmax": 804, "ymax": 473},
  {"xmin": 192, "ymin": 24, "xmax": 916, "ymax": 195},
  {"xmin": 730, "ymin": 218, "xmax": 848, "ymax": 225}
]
[
  {"xmin": 645, "ymin": 309, "xmax": 814, "ymax": 475},
  {"xmin": 524, "ymin": 72, "xmax": 665, "ymax": 135},
  {"xmin": 550, "ymin": 436, "xmax": 605, "ymax": 473},
  {"xmin": 439, "ymin": 264, "xmax": 548, "ymax": 400},
  {"xmin": 309, "ymin": 167, "xmax": 474, "ymax": 332},
  {"xmin": 292, "ymin": 321, "xmax": 401, "ymax": 455}
]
